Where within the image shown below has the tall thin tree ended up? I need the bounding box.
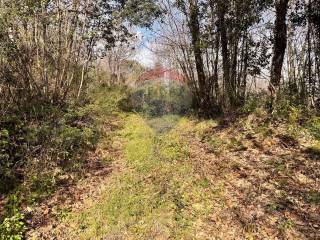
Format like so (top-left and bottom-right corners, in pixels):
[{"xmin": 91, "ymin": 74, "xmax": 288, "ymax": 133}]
[{"xmin": 269, "ymin": 0, "xmax": 290, "ymax": 110}]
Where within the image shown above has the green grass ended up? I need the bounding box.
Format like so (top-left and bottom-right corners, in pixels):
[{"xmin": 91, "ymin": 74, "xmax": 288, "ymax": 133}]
[
  {"xmin": 146, "ymin": 114, "xmax": 181, "ymax": 133},
  {"xmin": 307, "ymin": 191, "xmax": 320, "ymax": 204},
  {"xmin": 62, "ymin": 114, "xmax": 224, "ymax": 239}
]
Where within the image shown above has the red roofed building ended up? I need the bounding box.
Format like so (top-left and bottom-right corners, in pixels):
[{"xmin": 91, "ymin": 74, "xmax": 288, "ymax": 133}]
[{"xmin": 138, "ymin": 66, "xmax": 185, "ymax": 86}]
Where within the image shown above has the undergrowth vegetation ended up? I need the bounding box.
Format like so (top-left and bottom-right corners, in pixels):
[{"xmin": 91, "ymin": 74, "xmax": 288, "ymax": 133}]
[{"xmin": 0, "ymin": 86, "xmax": 128, "ymax": 239}]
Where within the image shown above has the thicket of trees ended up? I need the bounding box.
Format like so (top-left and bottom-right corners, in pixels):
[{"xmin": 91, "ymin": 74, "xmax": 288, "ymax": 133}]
[
  {"xmin": 153, "ymin": 0, "xmax": 320, "ymax": 116},
  {"xmin": 0, "ymin": 0, "xmax": 160, "ymax": 116},
  {"xmin": 1, "ymin": 0, "xmax": 318, "ymax": 117},
  {"xmin": 0, "ymin": 0, "xmax": 159, "ymax": 205}
]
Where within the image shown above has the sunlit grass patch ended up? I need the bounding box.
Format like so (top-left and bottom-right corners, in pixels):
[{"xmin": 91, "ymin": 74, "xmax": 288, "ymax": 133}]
[
  {"xmin": 69, "ymin": 171, "xmax": 174, "ymax": 239},
  {"xmin": 158, "ymin": 133, "xmax": 188, "ymax": 162},
  {"xmin": 120, "ymin": 115, "xmax": 156, "ymax": 172},
  {"xmin": 147, "ymin": 114, "xmax": 181, "ymax": 133}
]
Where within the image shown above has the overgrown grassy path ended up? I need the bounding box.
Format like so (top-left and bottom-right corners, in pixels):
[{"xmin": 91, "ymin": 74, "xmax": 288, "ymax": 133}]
[
  {"xmin": 60, "ymin": 114, "xmax": 223, "ymax": 239},
  {"xmin": 29, "ymin": 114, "xmax": 222, "ymax": 239},
  {"xmin": 27, "ymin": 111, "xmax": 320, "ymax": 239}
]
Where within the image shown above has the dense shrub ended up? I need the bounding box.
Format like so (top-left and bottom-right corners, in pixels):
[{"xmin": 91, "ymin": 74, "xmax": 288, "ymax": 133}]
[
  {"xmin": 307, "ymin": 117, "xmax": 320, "ymax": 140},
  {"xmin": 0, "ymin": 193, "xmax": 26, "ymax": 240},
  {"xmin": 0, "ymin": 119, "xmax": 27, "ymax": 194},
  {"xmin": 240, "ymin": 92, "xmax": 268, "ymax": 114},
  {"xmin": 0, "ymin": 213, "xmax": 26, "ymax": 240},
  {"xmin": 0, "ymin": 85, "xmax": 132, "ymax": 238},
  {"xmin": 0, "ymin": 105, "xmax": 99, "ymax": 195}
]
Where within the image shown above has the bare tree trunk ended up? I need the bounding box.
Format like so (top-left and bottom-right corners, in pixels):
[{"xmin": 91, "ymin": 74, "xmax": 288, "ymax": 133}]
[
  {"xmin": 77, "ymin": 62, "xmax": 87, "ymax": 99},
  {"xmin": 218, "ymin": 5, "xmax": 232, "ymax": 111},
  {"xmin": 188, "ymin": 0, "xmax": 210, "ymax": 116},
  {"xmin": 269, "ymin": 0, "xmax": 289, "ymax": 110},
  {"xmin": 213, "ymin": 29, "xmax": 220, "ymax": 103},
  {"xmin": 231, "ymin": 38, "xmax": 238, "ymax": 104}
]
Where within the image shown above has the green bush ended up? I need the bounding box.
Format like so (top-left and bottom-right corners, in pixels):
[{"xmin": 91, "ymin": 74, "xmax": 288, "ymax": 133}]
[
  {"xmin": 88, "ymin": 85, "xmax": 128, "ymax": 116},
  {"xmin": 28, "ymin": 174, "xmax": 57, "ymax": 203},
  {"xmin": 4, "ymin": 194, "xmax": 21, "ymax": 217},
  {"xmin": 307, "ymin": 117, "xmax": 320, "ymax": 140},
  {"xmin": 0, "ymin": 213, "xmax": 26, "ymax": 240},
  {"xmin": 0, "ymin": 119, "xmax": 27, "ymax": 194},
  {"xmin": 0, "ymin": 129, "xmax": 10, "ymax": 178},
  {"xmin": 0, "ymin": 101, "xmax": 99, "ymax": 197},
  {"xmin": 0, "ymin": 194, "xmax": 26, "ymax": 240},
  {"xmin": 56, "ymin": 126, "xmax": 97, "ymax": 151},
  {"xmin": 240, "ymin": 92, "xmax": 267, "ymax": 114}
]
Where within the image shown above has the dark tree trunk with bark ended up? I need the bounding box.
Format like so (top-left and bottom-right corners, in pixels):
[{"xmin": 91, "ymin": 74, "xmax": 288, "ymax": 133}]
[
  {"xmin": 269, "ymin": 0, "xmax": 289, "ymax": 110},
  {"xmin": 188, "ymin": 0, "xmax": 213, "ymax": 117}
]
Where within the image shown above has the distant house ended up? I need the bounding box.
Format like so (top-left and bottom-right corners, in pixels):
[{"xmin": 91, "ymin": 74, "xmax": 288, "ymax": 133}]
[{"xmin": 138, "ymin": 66, "xmax": 185, "ymax": 86}]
